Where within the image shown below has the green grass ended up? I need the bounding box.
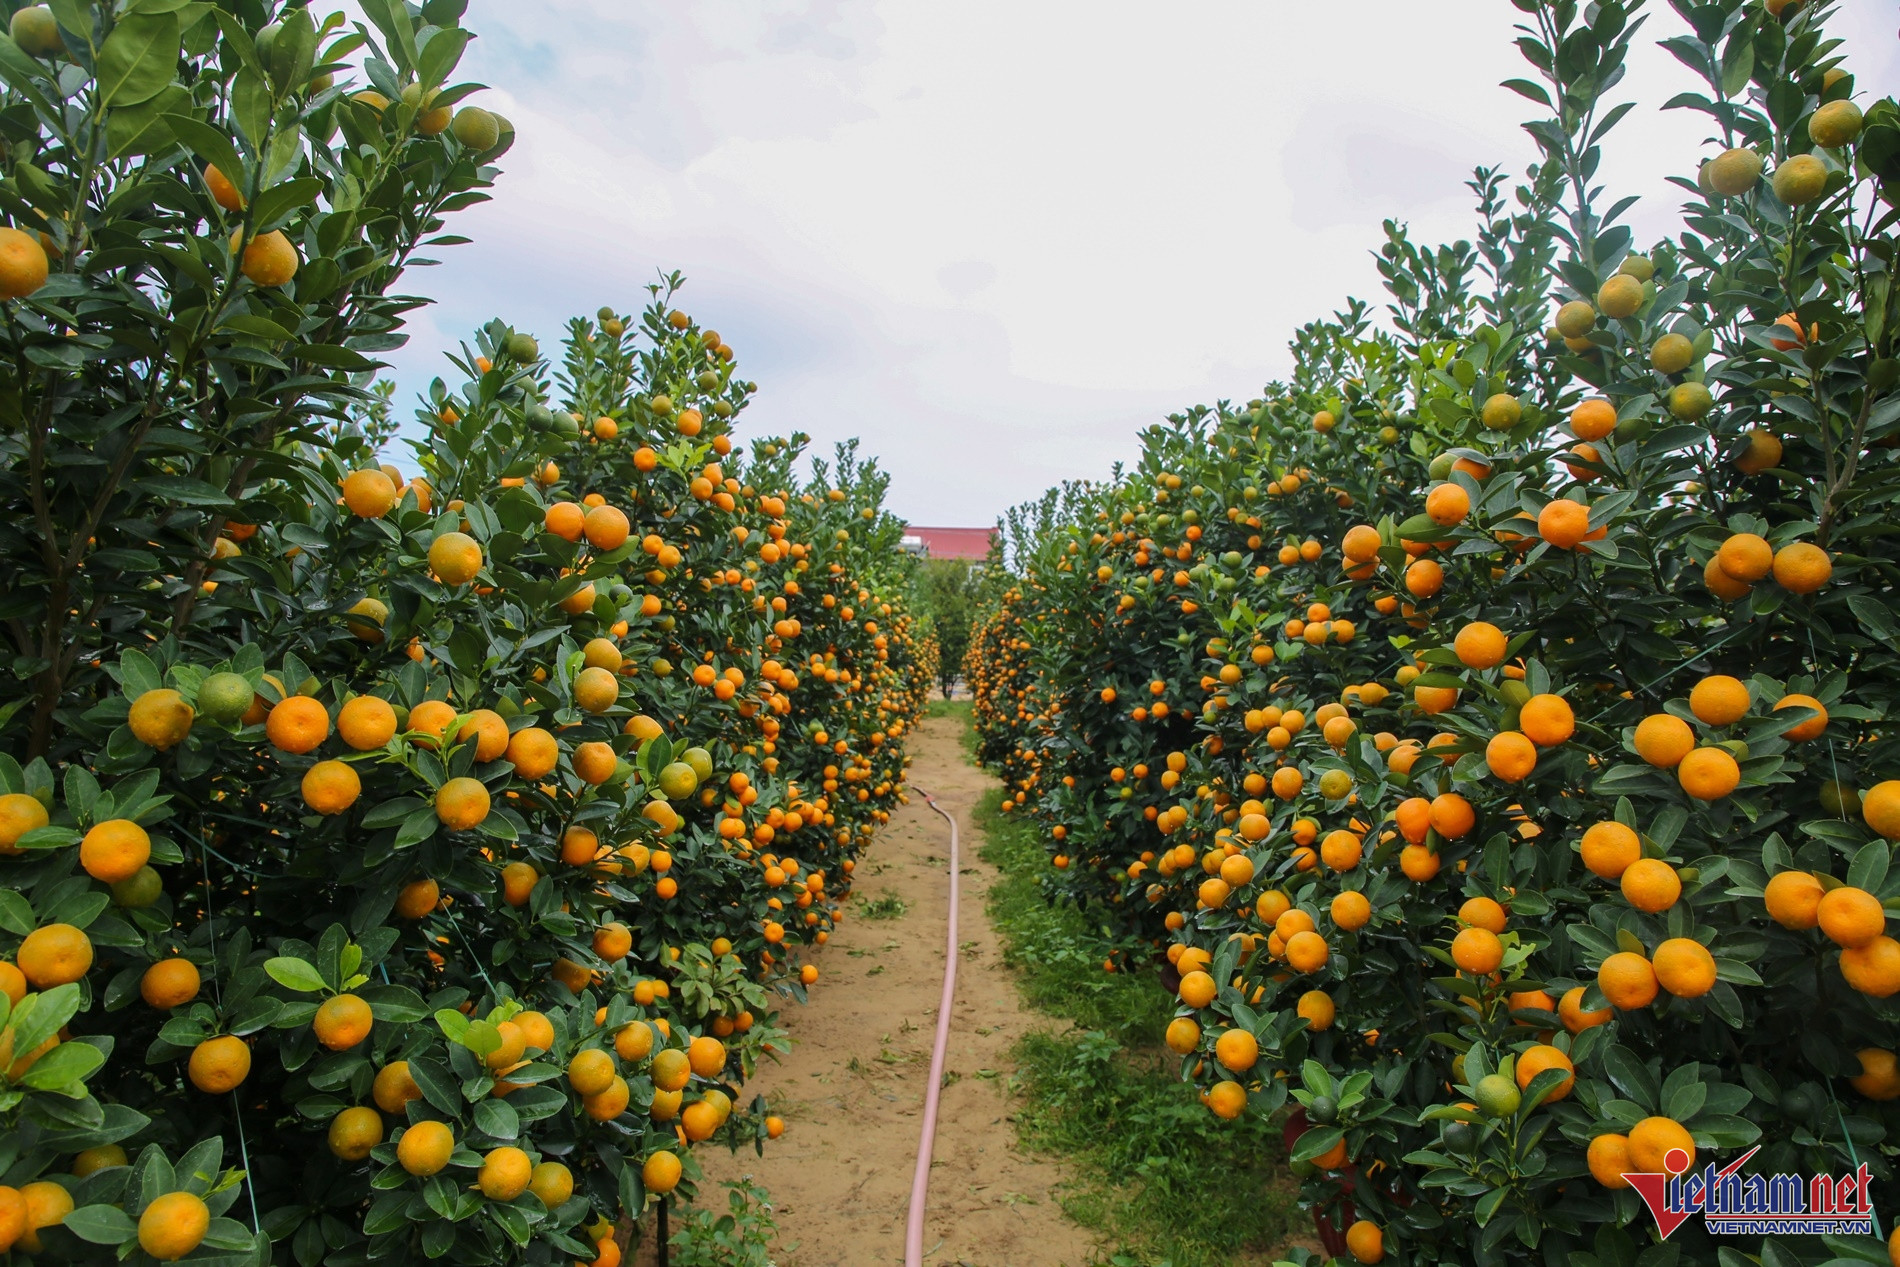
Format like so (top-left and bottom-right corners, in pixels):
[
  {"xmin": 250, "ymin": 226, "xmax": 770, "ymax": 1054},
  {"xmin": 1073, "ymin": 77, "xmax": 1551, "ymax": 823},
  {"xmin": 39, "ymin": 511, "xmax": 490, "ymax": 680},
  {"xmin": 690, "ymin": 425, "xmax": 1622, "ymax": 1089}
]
[{"xmin": 962, "ymin": 745, "xmax": 1298, "ymax": 1266}]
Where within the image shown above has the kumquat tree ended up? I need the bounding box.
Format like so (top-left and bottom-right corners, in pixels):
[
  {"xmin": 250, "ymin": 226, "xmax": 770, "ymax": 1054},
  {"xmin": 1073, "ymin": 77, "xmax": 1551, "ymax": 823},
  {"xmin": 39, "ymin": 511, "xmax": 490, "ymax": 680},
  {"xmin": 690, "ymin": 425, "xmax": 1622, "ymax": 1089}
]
[
  {"xmin": 970, "ymin": 0, "xmax": 1900, "ymax": 1262},
  {"xmin": 0, "ymin": 1, "xmax": 932, "ymax": 1263}
]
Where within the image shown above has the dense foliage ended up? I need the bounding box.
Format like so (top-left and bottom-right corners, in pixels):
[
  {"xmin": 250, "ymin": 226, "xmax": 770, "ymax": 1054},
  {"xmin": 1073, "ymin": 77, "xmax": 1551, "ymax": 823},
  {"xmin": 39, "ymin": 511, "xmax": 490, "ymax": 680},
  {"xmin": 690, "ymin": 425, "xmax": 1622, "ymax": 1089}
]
[
  {"xmin": 0, "ymin": 3, "xmax": 929, "ymax": 1264},
  {"xmin": 969, "ymin": 1, "xmax": 1900, "ymax": 1263}
]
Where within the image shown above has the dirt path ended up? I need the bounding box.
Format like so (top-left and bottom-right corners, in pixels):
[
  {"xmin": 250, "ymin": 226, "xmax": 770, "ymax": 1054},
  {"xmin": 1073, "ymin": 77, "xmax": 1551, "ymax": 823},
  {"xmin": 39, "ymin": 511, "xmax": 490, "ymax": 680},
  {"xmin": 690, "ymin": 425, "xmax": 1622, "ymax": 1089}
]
[{"xmin": 692, "ymin": 713, "xmax": 1096, "ymax": 1267}]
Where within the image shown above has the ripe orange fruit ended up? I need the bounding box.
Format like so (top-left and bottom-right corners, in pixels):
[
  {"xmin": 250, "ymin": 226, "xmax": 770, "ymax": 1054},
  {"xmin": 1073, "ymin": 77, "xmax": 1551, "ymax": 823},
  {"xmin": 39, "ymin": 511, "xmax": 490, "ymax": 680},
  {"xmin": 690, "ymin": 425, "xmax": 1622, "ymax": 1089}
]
[
  {"xmin": 1458, "ymin": 896, "xmax": 1508, "ymax": 933},
  {"xmin": 396, "ymin": 1120, "xmax": 455, "ymax": 1176},
  {"xmin": 1404, "ymin": 557, "xmax": 1443, "ymax": 598},
  {"xmin": 1214, "ymin": 1028, "xmax": 1258, "ymax": 1072},
  {"xmin": 138, "ymin": 1190, "xmax": 210, "ymax": 1261},
  {"xmin": 428, "ymin": 530, "xmax": 483, "ymax": 585},
  {"xmin": 1342, "ymin": 525, "xmax": 1381, "ymax": 561},
  {"xmin": 1763, "ymin": 870, "xmax": 1824, "ymax": 928},
  {"xmin": 1716, "ymin": 532, "xmax": 1772, "ymax": 581},
  {"xmin": 1206, "ymin": 1079, "xmax": 1247, "ymax": 1119},
  {"xmin": 266, "ymin": 695, "xmax": 330, "ymax": 754},
  {"xmin": 435, "ymin": 776, "xmax": 491, "ymax": 830},
  {"xmin": 574, "ymin": 666, "xmax": 619, "ymax": 713},
  {"xmin": 0, "ymin": 226, "xmax": 50, "ymax": 300},
  {"xmin": 544, "ymin": 501, "xmax": 585, "ymax": 541},
  {"xmin": 1677, "ymin": 747, "xmax": 1740, "ymax": 800},
  {"xmin": 651, "ymin": 1047, "xmax": 691, "ymax": 1092},
  {"xmin": 1688, "ymin": 674, "xmax": 1749, "ymax": 725},
  {"xmin": 1297, "ymin": 990, "xmax": 1335, "ymax": 1030},
  {"xmin": 140, "ymin": 958, "xmax": 201, "ymax": 1009},
  {"xmin": 1840, "ymin": 935, "xmax": 1900, "ymax": 998},
  {"xmin": 129, "ymin": 688, "xmax": 194, "ymax": 749},
  {"xmin": 1344, "ymin": 1219, "xmax": 1384, "ymax": 1264},
  {"xmin": 1558, "ymin": 986, "xmax": 1611, "ymax": 1033},
  {"xmin": 1772, "ymin": 542, "xmax": 1831, "ymax": 593},
  {"xmin": 1628, "ymin": 1117, "xmax": 1695, "ymax": 1174},
  {"xmin": 341, "ymin": 467, "xmax": 397, "ymax": 517},
  {"xmin": 1598, "ymin": 951, "xmax": 1659, "ymax": 1010},
  {"xmin": 1485, "ymin": 731, "xmax": 1537, "ymax": 782},
  {"xmin": 615, "ymin": 1021, "xmax": 656, "ymax": 1062},
  {"xmin": 569, "ymin": 1048, "xmax": 616, "ymax": 1096},
  {"xmin": 189, "ymin": 1034, "xmax": 251, "ymax": 1093},
  {"xmin": 592, "ymin": 922, "xmax": 632, "ymax": 961},
  {"xmin": 1851, "ymin": 1048, "xmax": 1900, "ymax": 1100},
  {"xmin": 232, "ymin": 228, "xmax": 298, "ymax": 286},
  {"xmin": 1570, "ymin": 397, "xmax": 1616, "ymax": 439},
  {"xmin": 1454, "ymin": 621, "xmax": 1507, "ymax": 669},
  {"xmin": 457, "ymin": 708, "xmax": 510, "ymax": 762},
  {"xmin": 529, "ymin": 1161, "xmax": 573, "ymax": 1207},
  {"xmin": 1587, "ymin": 1133, "xmax": 1633, "ymax": 1188},
  {"xmin": 687, "ymin": 1035, "xmax": 727, "ymax": 1078},
  {"xmin": 327, "ymin": 1106, "xmax": 384, "ymax": 1161},
  {"xmin": 79, "ymin": 818, "xmax": 150, "ymax": 883},
  {"xmin": 583, "ymin": 504, "xmax": 630, "ymax": 550},
  {"xmin": 583, "ymin": 1075, "xmax": 631, "ymax": 1121},
  {"xmin": 1429, "ymin": 792, "xmax": 1475, "ymax": 839},
  {"xmin": 500, "ymin": 861, "xmax": 539, "ymax": 907},
  {"xmin": 1425, "ymin": 483, "xmax": 1470, "ymax": 526},
  {"xmin": 338, "ymin": 695, "xmax": 398, "ymax": 749},
  {"xmin": 1632, "ymin": 713, "xmax": 1694, "ymax": 767},
  {"xmin": 1818, "ymin": 886, "xmax": 1885, "ymax": 948},
  {"xmin": 1653, "ymin": 937, "xmax": 1717, "ymax": 997},
  {"xmin": 573, "ymin": 741, "xmax": 616, "ymax": 785},
  {"xmin": 1621, "ymin": 858, "xmax": 1681, "ymax": 912},
  {"xmin": 314, "ymin": 993, "xmax": 374, "ymax": 1050},
  {"xmin": 17, "ymin": 923, "xmax": 91, "ymax": 987},
  {"xmin": 1285, "ymin": 930, "xmax": 1329, "ymax": 972},
  {"xmin": 0, "ymin": 792, "xmax": 49, "ymax": 854},
  {"xmin": 642, "ymin": 1151, "xmax": 682, "ymax": 1194},
  {"xmin": 1537, "ymin": 498, "xmax": 1591, "ymax": 549},
  {"xmin": 1451, "ymin": 927, "xmax": 1504, "ymax": 975},
  {"xmin": 301, "ymin": 759, "xmax": 362, "ymax": 815},
  {"xmin": 1774, "ymin": 693, "xmax": 1827, "ymax": 741},
  {"xmin": 203, "ymin": 163, "xmax": 244, "ymax": 210},
  {"xmin": 1518, "ymin": 694, "xmax": 1573, "ymax": 745},
  {"xmin": 1514, "ymin": 1044, "xmax": 1574, "ymax": 1100},
  {"xmin": 1866, "ymin": 782, "xmax": 1900, "ymax": 840},
  {"xmin": 505, "ymin": 726, "xmax": 559, "ymax": 779},
  {"xmin": 1399, "ymin": 843, "xmax": 1441, "ymax": 881},
  {"xmin": 395, "ymin": 878, "xmax": 439, "ymax": 919},
  {"xmin": 373, "ymin": 1060, "xmax": 422, "ymax": 1113},
  {"xmin": 1331, "ymin": 890, "xmax": 1371, "ymax": 931},
  {"xmin": 479, "ymin": 1146, "xmax": 532, "ymax": 1200}
]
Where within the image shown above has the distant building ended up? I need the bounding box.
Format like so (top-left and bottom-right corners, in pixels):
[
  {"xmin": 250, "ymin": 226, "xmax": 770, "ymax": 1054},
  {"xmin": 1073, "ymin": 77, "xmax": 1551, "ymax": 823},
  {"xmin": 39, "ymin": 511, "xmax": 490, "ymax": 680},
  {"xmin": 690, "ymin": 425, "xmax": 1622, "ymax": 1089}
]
[{"xmin": 899, "ymin": 526, "xmax": 995, "ymax": 561}]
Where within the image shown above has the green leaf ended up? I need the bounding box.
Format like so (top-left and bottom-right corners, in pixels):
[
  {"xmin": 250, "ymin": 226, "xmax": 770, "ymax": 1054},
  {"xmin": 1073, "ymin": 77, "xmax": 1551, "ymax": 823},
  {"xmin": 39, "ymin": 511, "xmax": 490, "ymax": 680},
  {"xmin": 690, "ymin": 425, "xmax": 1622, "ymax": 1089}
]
[
  {"xmin": 291, "ymin": 342, "xmax": 378, "ymax": 371},
  {"xmin": 107, "ymin": 84, "xmax": 191, "ymax": 156},
  {"xmin": 96, "ymin": 11, "xmax": 182, "ymax": 106},
  {"xmin": 1847, "ymin": 840, "xmax": 1890, "ymax": 894},
  {"xmin": 18, "ymin": 1038, "xmax": 106, "ymax": 1091},
  {"xmin": 62, "ymin": 1203, "xmax": 139, "ymax": 1244},
  {"xmin": 133, "ymin": 475, "xmax": 235, "ymax": 507},
  {"xmin": 263, "ymin": 957, "xmax": 327, "ymax": 993},
  {"xmin": 251, "ymin": 176, "xmax": 322, "ymax": 230},
  {"xmin": 8, "ymin": 984, "xmax": 84, "ymax": 1056},
  {"xmin": 165, "ymin": 114, "xmax": 247, "ymax": 190},
  {"xmin": 416, "ymin": 28, "xmax": 469, "ymax": 89}
]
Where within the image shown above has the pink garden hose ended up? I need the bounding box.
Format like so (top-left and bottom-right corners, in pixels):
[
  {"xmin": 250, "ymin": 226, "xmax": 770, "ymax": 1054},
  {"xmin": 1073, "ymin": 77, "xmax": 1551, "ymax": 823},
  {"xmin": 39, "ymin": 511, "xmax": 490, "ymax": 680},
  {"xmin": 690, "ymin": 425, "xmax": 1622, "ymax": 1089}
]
[{"xmin": 904, "ymin": 787, "xmax": 960, "ymax": 1267}]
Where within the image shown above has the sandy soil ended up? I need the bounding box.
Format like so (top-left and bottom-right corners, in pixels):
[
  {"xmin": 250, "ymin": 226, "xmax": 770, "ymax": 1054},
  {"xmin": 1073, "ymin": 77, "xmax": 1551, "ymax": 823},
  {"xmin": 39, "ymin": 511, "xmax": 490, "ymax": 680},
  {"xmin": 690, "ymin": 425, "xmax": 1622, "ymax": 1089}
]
[{"xmin": 678, "ymin": 713, "xmax": 1097, "ymax": 1267}]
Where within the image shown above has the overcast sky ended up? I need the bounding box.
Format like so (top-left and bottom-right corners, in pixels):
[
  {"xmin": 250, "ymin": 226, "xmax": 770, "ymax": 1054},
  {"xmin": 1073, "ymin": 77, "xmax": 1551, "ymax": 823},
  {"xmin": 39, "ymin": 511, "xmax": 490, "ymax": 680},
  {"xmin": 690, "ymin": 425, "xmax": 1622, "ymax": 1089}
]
[{"xmin": 374, "ymin": 2, "xmax": 1898, "ymax": 527}]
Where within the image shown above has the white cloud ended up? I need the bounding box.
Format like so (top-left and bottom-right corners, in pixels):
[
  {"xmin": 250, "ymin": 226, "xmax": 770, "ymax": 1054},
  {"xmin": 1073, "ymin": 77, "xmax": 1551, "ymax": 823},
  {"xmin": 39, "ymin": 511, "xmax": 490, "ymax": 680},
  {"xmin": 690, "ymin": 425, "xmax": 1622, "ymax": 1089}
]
[{"xmin": 375, "ymin": 0, "xmax": 1900, "ymax": 524}]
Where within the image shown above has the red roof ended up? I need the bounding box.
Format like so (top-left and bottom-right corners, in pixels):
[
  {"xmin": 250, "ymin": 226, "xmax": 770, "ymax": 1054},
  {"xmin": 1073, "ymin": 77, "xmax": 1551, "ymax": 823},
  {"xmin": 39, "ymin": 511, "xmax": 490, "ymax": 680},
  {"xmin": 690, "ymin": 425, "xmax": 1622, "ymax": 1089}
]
[{"xmin": 901, "ymin": 526, "xmax": 995, "ymax": 561}]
